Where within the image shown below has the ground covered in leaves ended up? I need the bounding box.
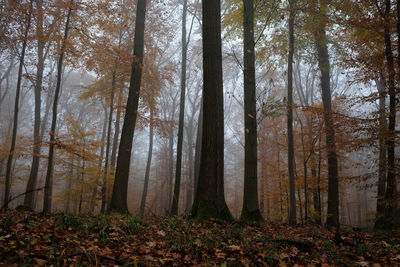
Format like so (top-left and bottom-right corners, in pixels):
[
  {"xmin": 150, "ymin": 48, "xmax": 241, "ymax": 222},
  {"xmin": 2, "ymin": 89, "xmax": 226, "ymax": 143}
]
[{"xmin": 0, "ymin": 210, "xmax": 399, "ymax": 266}]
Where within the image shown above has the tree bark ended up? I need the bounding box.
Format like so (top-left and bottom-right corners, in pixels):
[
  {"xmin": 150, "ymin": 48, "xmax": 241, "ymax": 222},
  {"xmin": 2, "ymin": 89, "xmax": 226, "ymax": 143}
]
[
  {"xmin": 376, "ymin": 0, "xmax": 397, "ymax": 230},
  {"xmin": 314, "ymin": 3, "xmax": 339, "ymax": 228},
  {"xmin": 190, "ymin": 0, "xmax": 232, "ymax": 221},
  {"xmin": 109, "ymin": 0, "xmax": 147, "ymax": 213},
  {"xmin": 193, "ymin": 97, "xmax": 203, "ymax": 196},
  {"xmin": 24, "ymin": 0, "xmax": 44, "ymax": 209},
  {"xmin": 43, "ymin": 0, "xmax": 73, "ymax": 214},
  {"xmin": 171, "ymin": 0, "xmax": 188, "ymax": 215},
  {"xmin": 374, "ymin": 77, "xmax": 387, "ymax": 227},
  {"xmin": 101, "ymin": 71, "xmax": 116, "ymax": 214},
  {"xmin": 4, "ymin": 0, "xmax": 33, "ymax": 210},
  {"xmin": 140, "ymin": 108, "xmax": 154, "ymax": 215},
  {"xmin": 287, "ymin": 0, "xmax": 297, "ymax": 225},
  {"xmin": 240, "ymin": 0, "xmax": 263, "ymax": 222}
]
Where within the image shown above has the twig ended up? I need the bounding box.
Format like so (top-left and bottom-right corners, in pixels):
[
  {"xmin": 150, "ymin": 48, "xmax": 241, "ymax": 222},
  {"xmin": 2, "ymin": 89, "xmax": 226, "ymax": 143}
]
[{"xmin": 0, "ymin": 187, "xmax": 45, "ymax": 212}]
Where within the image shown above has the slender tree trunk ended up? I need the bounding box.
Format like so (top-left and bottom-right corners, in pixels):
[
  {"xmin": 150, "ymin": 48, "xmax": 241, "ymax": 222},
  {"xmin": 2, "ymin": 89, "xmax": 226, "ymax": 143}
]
[
  {"xmin": 65, "ymin": 160, "xmax": 73, "ymax": 213},
  {"xmin": 4, "ymin": 0, "xmax": 33, "ymax": 209},
  {"xmin": 185, "ymin": 125, "xmax": 194, "ymax": 213},
  {"xmin": 193, "ymin": 97, "xmax": 203, "ymax": 196},
  {"xmin": 43, "ymin": 1, "xmax": 73, "ymax": 214},
  {"xmin": 375, "ymin": 77, "xmax": 387, "ymax": 227},
  {"xmin": 109, "ymin": 0, "xmax": 147, "ymax": 213},
  {"xmin": 241, "ymin": 0, "xmax": 263, "ymax": 222},
  {"xmin": 167, "ymin": 127, "xmax": 174, "ymax": 211},
  {"xmin": 25, "ymin": 0, "xmax": 44, "ymax": 209},
  {"xmin": 287, "ymin": 0, "xmax": 297, "ymax": 225},
  {"xmin": 314, "ymin": 3, "xmax": 339, "ymax": 228},
  {"xmin": 140, "ymin": 108, "xmax": 154, "ymax": 215},
  {"xmin": 88, "ymin": 105, "xmax": 108, "ymax": 212},
  {"xmin": 101, "ymin": 72, "xmax": 116, "ymax": 214},
  {"xmin": 190, "ymin": 0, "xmax": 232, "ymax": 221},
  {"xmin": 171, "ymin": 0, "xmax": 188, "ymax": 215},
  {"xmin": 79, "ymin": 154, "xmax": 85, "ymax": 214},
  {"xmin": 110, "ymin": 87, "xmax": 123, "ymax": 169}
]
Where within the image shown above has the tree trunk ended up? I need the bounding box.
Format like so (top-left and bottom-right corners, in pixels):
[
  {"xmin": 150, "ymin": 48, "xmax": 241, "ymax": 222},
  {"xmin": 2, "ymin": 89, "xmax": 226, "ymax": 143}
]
[
  {"xmin": 167, "ymin": 127, "xmax": 174, "ymax": 211},
  {"xmin": 376, "ymin": 0, "xmax": 397, "ymax": 230},
  {"xmin": 101, "ymin": 72, "xmax": 116, "ymax": 214},
  {"xmin": 43, "ymin": 0, "xmax": 73, "ymax": 214},
  {"xmin": 374, "ymin": 77, "xmax": 387, "ymax": 227},
  {"xmin": 110, "ymin": 87, "xmax": 123, "ymax": 169},
  {"xmin": 171, "ymin": 0, "xmax": 188, "ymax": 215},
  {"xmin": 314, "ymin": 3, "xmax": 339, "ymax": 228},
  {"xmin": 109, "ymin": 0, "xmax": 147, "ymax": 213},
  {"xmin": 4, "ymin": 0, "xmax": 33, "ymax": 210},
  {"xmin": 140, "ymin": 108, "xmax": 154, "ymax": 215},
  {"xmin": 185, "ymin": 123, "xmax": 194, "ymax": 214},
  {"xmin": 190, "ymin": 0, "xmax": 232, "ymax": 221},
  {"xmin": 193, "ymin": 97, "xmax": 203, "ymax": 196},
  {"xmin": 25, "ymin": 0, "xmax": 44, "ymax": 209},
  {"xmin": 287, "ymin": 0, "xmax": 297, "ymax": 225},
  {"xmin": 241, "ymin": 0, "xmax": 263, "ymax": 222}
]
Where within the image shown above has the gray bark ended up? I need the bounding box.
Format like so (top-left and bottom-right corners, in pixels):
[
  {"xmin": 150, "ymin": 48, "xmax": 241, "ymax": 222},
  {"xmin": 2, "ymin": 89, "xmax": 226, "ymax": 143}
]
[
  {"xmin": 109, "ymin": 0, "xmax": 147, "ymax": 212},
  {"xmin": 43, "ymin": 0, "xmax": 73, "ymax": 213}
]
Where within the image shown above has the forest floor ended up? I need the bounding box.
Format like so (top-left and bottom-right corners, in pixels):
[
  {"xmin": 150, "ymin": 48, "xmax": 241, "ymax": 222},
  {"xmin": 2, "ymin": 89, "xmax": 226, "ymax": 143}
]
[{"xmin": 0, "ymin": 210, "xmax": 399, "ymax": 266}]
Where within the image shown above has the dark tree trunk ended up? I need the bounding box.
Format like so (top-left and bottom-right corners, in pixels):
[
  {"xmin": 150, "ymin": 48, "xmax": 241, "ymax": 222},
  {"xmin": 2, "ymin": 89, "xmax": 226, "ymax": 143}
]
[
  {"xmin": 101, "ymin": 72, "xmax": 116, "ymax": 214},
  {"xmin": 240, "ymin": 0, "xmax": 263, "ymax": 222},
  {"xmin": 140, "ymin": 108, "xmax": 154, "ymax": 215},
  {"xmin": 314, "ymin": 4, "xmax": 339, "ymax": 228},
  {"xmin": 190, "ymin": 0, "xmax": 232, "ymax": 221},
  {"xmin": 109, "ymin": 0, "xmax": 147, "ymax": 213},
  {"xmin": 4, "ymin": 0, "xmax": 33, "ymax": 210},
  {"xmin": 374, "ymin": 77, "xmax": 387, "ymax": 227},
  {"xmin": 376, "ymin": 0, "xmax": 397, "ymax": 230},
  {"xmin": 43, "ymin": 0, "xmax": 73, "ymax": 214},
  {"xmin": 185, "ymin": 122, "xmax": 194, "ymax": 213},
  {"xmin": 287, "ymin": 0, "xmax": 297, "ymax": 225},
  {"xmin": 171, "ymin": 0, "xmax": 188, "ymax": 215},
  {"xmin": 25, "ymin": 0, "xmax": 44, "ymax": 209}
]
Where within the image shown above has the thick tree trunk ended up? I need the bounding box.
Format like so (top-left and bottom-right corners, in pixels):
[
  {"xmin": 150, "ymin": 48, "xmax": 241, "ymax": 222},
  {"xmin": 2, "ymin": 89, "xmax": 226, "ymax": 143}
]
[
  {"xmin": 190, "ymin": 0, "xmax": 232, "ymax": 221},
  {"xmin": 171, "ymin": 0, "xmax": 188, "ymax": 215},
  {"xmin": 287, "ymin": 0, "xmax": 297, "ymax": 225},
  {"xmin": 101, "ymin": 72, "xmax": 116, "ymax": 214},
  {"xmin": 376, "ymin": 0, "xmax": 397, "ymax": 230},
  {"xmin": 25, "ymin": 0, "xmax": 44, "ymax": 209},
  {"xmin": 241, "ymin": 0, "xmax": 263, "ymax": 222},
  {"xmin": 43, "ymin": 1, "xmax": 73, "ymax": 214},
  {"xmin": 4, "ymin": 1, "xmax": 33, "ymax": 209},
  {"xmin": 140, "ymin": 108, "xmax": 154, "ymax": 215},
  {"xmin": 109, "ymin": 0, "xmax": 147, "ymax": 213},
  {"xmin": 314, "ymin": 4, "xmax": 339, "ymax": 228}
]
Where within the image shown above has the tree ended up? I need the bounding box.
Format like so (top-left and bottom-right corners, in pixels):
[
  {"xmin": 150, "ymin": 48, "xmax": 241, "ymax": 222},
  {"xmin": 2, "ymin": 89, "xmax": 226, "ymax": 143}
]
[
  {"xmin": 190, "ymin": 0, "xmax": 233, "ymax": 221},
  {"xmin": 109, "ymin": 0, "xmax": 147, "ymax": 213},
  {"xmin": 3, "ymin": 0, "xmax": 33, "ymax": 210},
  {"xmin": 240, "ymin": 0, "xmax": 263, "ymax": 222},
  {"xmin": 43, "ymin": 0, "xmax": 73, "ymax": 214},
  {"xmin": 313, "ymin": 0, "xmax": 339, "ymax": 228},
  {"xmin": 24, "ymin": 0, "xmax": 45, "ymax": 209},
  {"xmin": 287, "ymin": 0, "xmax": 297, "ymax": 225},
  {"xmin": 139, "ymin": 107, "xmax": 154, "ymax": 215},
  {"xmin": 171, "ymin": 0, "xmax": 188, "ymax": 215}
]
